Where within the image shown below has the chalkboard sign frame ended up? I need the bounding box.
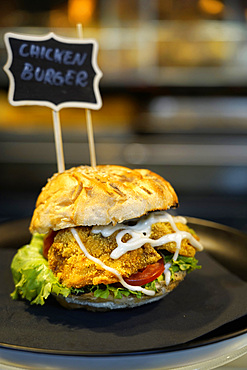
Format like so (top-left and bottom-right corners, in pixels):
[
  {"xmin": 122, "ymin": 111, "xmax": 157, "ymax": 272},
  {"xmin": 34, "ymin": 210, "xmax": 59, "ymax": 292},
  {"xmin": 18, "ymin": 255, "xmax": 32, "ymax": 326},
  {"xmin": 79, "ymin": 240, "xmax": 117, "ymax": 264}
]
[{"xmin": 4, "ymin": 32, "xmax": 103, "ymax": 111}]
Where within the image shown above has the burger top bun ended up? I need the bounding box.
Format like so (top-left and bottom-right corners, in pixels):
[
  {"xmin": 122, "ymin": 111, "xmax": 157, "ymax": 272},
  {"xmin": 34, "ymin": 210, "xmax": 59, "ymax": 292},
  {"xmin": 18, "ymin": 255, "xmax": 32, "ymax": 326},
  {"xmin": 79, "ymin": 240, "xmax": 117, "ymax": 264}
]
[{"xmin": 30, "ymin": 165, "xmax": 178, "ymax": 234}]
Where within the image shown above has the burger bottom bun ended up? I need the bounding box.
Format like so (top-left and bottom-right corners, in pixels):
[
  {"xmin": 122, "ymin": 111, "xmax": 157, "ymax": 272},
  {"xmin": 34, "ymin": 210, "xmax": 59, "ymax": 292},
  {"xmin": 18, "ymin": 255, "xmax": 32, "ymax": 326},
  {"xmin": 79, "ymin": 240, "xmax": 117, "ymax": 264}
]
[{"xmin": 53, "ymin": 271, "xmax": 186, "ymax": 312}]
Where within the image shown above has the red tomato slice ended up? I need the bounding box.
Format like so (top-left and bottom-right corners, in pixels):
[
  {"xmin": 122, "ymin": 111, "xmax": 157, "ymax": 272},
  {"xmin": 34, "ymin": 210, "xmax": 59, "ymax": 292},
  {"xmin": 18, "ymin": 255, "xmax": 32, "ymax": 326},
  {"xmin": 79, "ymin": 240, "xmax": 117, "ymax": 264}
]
[
  {"xmin": 124, "ymin": 259, "xmax": 164, "ymax": 286},
  {"xmin": 43, "ymin": 230, "xmax": 57, "ymax": 259}
]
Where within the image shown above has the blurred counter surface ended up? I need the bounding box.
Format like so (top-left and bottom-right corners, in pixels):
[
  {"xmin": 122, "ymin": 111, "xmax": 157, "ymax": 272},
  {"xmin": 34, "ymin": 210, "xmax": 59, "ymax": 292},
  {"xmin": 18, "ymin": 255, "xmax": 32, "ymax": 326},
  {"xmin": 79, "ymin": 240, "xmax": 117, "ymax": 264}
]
[{"xmin": 0, "ymin": 94, "xmax": 247, "ymax": 233}]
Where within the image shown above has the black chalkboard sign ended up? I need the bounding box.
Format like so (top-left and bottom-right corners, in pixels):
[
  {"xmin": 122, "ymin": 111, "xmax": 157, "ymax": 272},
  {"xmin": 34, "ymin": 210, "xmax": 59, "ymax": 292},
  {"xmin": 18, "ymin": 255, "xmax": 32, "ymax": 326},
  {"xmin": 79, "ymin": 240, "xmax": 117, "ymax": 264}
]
[{"xmin": 4, "ymin": 32, "xmax": 102, "ymax": 111}]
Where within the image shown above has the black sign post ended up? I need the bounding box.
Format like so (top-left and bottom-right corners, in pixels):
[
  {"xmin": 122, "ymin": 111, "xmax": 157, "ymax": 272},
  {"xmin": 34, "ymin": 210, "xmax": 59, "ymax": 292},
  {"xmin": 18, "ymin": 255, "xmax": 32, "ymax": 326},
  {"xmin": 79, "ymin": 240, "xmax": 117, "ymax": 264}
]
[
  {"xmin": 4, "ymin": 31, "xmax": 103, "ymax": 172},
  {"xmin": 4, "ymin": 32, "xmax": 102, "ymax": 111}
]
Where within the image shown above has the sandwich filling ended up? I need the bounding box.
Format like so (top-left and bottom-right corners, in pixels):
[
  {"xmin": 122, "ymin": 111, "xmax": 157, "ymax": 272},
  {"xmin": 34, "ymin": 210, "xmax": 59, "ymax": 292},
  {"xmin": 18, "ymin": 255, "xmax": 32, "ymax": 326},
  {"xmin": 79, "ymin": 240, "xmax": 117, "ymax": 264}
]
[
  {"xmin": 10, "ymin": 212, "xmax": 203, "ymax": 305},
  {"xmin": 47, "ymin": 212, "xmax": 203, "ymax": 296}
]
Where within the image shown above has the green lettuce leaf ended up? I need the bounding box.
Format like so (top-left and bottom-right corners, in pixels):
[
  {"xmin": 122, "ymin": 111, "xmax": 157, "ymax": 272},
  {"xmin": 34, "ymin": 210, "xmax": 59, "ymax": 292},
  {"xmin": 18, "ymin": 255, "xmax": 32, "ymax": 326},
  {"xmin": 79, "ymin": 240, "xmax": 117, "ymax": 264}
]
[
  {"xmin": 11, "ymin": 234, "xmax": 70, "ymax": 305},
  {"xmin": 164, "ymin": 254, "xmax": 201, "ymax": 280}
]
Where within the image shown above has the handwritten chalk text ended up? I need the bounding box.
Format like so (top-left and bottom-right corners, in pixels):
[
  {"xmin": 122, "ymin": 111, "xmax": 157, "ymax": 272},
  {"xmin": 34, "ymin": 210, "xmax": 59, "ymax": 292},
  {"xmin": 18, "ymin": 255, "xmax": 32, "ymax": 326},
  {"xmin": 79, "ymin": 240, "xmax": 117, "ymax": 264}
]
[
  {"xmin": 19, "ymin": 43, "xmax": 87, "ymax": 66},
  {"xmin": 20, "ymin": 62, "xmax": 88, "ymax": 87}
]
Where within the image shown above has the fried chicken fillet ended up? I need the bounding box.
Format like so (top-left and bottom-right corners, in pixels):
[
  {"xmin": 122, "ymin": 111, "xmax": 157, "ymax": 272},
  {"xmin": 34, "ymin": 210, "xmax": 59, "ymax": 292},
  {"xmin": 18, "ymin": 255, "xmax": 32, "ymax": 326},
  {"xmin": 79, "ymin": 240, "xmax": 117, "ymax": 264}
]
[{"xmin": 48, "ymin": 222, "xmax": 197, "ymax": 289}]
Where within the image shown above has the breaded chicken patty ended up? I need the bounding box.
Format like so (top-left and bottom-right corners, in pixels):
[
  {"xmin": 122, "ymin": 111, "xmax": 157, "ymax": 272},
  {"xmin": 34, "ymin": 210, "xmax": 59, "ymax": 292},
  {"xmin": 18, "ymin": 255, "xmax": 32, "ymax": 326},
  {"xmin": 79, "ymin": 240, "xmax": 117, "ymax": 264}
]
[{"xmin": 48, "ymin": 222, "xmax": 197, "ymax": 288}]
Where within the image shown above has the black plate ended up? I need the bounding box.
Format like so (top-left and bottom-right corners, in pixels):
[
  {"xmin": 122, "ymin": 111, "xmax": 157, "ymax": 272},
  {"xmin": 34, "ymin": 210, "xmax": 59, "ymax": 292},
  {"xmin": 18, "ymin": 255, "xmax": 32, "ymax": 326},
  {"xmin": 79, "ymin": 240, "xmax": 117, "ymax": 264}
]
[{"xmin": 0, "ymin": 217, "xmax": 246, "ymax": 356}]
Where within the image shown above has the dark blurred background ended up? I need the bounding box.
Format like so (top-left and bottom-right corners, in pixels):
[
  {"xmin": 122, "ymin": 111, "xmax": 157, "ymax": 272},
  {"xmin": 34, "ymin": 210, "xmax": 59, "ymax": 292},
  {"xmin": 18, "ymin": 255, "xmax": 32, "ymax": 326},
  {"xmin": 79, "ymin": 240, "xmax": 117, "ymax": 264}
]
[{"xmin": 0, "ymin": 0, "xmax": 247, "ymax": 232}]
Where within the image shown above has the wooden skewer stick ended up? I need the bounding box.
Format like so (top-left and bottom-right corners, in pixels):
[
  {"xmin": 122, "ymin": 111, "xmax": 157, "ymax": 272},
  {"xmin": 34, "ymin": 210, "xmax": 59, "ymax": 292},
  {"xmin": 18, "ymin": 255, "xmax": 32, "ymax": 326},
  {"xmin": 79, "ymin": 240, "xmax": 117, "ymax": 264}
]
[
  {"xmin": 52, "ymin": 110, "xmax": 65, "ymax": 173},
  {"xmin": 77, "ymin": 23, "xmax": 83, "ymax": 39},
  {"xmin": 85, "ymin": 108, "xmax": 96, "ymax": 167},
  {"xmin": 77, "ymin": 23, "xmax": 97, "ymax": 167}
]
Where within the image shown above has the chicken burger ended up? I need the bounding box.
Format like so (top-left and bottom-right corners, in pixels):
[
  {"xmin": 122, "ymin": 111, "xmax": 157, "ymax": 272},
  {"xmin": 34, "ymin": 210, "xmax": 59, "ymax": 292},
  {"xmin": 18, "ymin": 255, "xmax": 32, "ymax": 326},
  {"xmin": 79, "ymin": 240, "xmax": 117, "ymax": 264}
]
[{"xmin": 11, "ymin": 165, "xmax": 203, "ymax": 311}]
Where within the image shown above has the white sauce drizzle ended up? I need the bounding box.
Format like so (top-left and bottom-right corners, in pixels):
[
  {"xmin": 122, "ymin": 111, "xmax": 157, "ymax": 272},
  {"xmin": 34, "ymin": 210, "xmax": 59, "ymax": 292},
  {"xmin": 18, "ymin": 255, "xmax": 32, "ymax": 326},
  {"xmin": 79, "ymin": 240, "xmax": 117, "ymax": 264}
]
[
  {"xmin": 92, "ymin": 212, "xmax": 203, "ymax": 260},
  {"xmin": 71, "ymin": 212, "xmax": 203, "ymax": 296},
  {"xmin": 164, "ymin": 263, "xmax": 171, "ymax": 286}
]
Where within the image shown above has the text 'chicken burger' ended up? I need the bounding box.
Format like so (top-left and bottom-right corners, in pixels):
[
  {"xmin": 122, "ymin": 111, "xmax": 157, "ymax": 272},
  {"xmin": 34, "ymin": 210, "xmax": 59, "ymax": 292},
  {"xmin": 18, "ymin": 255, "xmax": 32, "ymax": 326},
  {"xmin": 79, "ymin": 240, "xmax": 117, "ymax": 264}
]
[{"xmin": 11, "ymin": 165, "xmax": 203, "ymax": 311}]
